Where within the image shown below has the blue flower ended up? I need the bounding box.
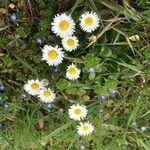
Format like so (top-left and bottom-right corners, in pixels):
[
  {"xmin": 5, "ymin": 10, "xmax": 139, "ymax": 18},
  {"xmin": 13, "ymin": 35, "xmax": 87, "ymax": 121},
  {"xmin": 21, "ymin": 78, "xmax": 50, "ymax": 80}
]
[
  {"xmin": 46, "ymin": 103, "xmax": 53, "ymax": 109},
  {"xmin": 20, "ymin": 93, "xmax": 28, "ymax": 99},
  {"xmin": 10, "ymin": 13, "xmax": 17, "ymax": 22},
  {"xmin": 3, "ymin": 103, "xmax": 8, "ymax": 109},
  {"xmin": 111, "ymin": 90, "xmax": 119, "ymax": 96},
  {"xmin": 88, "ymin": 68, "xmax": 96, "ymax": 74},
  {"xmin": 98, "ymin": 95, "xmax": 106, "ymax": 101},
  {"xmin": 0, "ymin": 85, "xmax": 5, "ymax": 93},
  {"xmin": 36, "ymin": 38, "xmax": 44, "ymax": 46}
]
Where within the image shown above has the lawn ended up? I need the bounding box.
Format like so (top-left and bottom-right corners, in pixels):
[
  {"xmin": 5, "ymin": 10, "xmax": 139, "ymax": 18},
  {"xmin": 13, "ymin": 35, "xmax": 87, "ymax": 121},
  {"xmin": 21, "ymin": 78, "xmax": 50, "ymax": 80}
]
[{"xmin": 0, "ymin": 0, "xmax": 150, "ymax": 149}]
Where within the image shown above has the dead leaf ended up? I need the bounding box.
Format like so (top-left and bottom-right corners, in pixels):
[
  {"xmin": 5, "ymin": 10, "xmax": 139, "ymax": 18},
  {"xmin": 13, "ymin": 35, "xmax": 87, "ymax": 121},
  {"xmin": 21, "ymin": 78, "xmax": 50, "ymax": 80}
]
[
  {"xmin": 38, "ymin": 119, "xmax": 45, "ymax": 129},
  {"xmin": 0, "ymin": 8, "xmax": 7, "ymax": 14}
]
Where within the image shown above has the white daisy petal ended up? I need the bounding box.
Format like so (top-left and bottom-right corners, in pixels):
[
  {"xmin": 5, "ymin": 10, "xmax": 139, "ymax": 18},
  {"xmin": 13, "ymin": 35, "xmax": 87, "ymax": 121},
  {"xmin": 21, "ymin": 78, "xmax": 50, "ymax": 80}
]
[
  {"xmin": 51, "ymin": 13, "xmax": 75, "ymax": 38},
  {"xmin": 77, "ymin": 122, "xmax": 94, "ymax": 136},
  {"xmin": 80, "ymin": 11, "xmax": 99, "ymax": 33},
  {"xmin": 62, "ymin": 36, "xmax": 79, "ymax": 52},
  {"xmin": 42, "ymin": 45, "xmax": 64, "ymax": 66},
  {"xmin": 24, "ymin": 79, "xmax": 44, "ymax": 96},
  {"xmin": 68, "ymin": 104, "xmax": 87, "ymax": 121},
  {"xmin": 66, "ymin": 64, "xmax": 80, "ymax": 80},
  {"xmin": 38, "ymin": 88, "xmax": 56, "ymax": 103}
]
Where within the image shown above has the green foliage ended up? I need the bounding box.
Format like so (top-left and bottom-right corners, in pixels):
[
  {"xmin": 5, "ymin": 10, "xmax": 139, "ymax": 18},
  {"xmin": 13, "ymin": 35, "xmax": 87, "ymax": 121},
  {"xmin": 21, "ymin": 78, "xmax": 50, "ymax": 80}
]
[{"xmin": 0, "ymin": 0, "xmax": 150, "ymax": 149}]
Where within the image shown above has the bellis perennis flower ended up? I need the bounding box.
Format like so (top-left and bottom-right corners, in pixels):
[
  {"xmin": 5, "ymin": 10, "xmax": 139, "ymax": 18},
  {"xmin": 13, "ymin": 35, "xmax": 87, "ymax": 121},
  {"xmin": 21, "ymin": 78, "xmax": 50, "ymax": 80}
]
[
  {"xmin": 80, "ymin": 11, "xmax": 99, "ymax": 33},
  {"xmin": 66, "ymin": 64, "xmax": 80, "ymax": 80},
  {"xmin": 24, "ymin": 79, "xmax": 44, "ymax": 96},
  {"xmin": 38, "ymin": 88, "xmax": 56, "ymax": 103},
  {"xmin": 42, "ymin": 45, "xmax": 64, "ymax": 66},
  {"xmin": 68, "ymin": 104, "xmax": 87, "ymax": 121},
  {"xmin": 62, "ymin": 36, "xmax": 79, "ymax": 52},
  {"xmin": 77, "ymin": 122, "xmax": 94, "ymax": 136},
  {"xmin": 51, "ymin": 13, "xmax": 75, "ymax": 38}
]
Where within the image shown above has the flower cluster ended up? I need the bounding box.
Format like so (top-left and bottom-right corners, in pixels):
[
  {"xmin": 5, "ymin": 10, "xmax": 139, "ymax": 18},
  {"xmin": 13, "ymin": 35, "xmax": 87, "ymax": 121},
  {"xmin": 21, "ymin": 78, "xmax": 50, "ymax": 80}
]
[
  {"xmin": 68, "ymin": 104, "xmax": 94, "ymax": 136},
  {"xmin": 24, "ymin": 79, "xmax": 56, "ymax": 103},
  {"xmin": 24, "ymin": 11, "xmax": 99, "ymax": 136},
  {"xmin": 41, "ymin": 11, "xmax": 99, "ymax": 81}
]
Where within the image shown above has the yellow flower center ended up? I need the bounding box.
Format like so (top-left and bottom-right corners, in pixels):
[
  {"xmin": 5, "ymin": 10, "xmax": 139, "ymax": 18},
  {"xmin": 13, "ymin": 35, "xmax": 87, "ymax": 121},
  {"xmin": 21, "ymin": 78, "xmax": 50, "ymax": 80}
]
[
  {"xmin": 31, "ymin": 83, "xmax": 39, "ymax": 90},
  {"xmin": 67, "ymin": 38, "xmax": 75, "ymax": 47},
  {"xmin": 43, "ymin": 91, "xmax": 51, "ymax": 97},
  {"xmin": 48, "ymin": 50, "xmax": 58, "ymax": 60},
  {"xmin": 59, "ymin": 20, "xmax": 69, "ymax": 31},
  {"xmin": 85, "ymin": 17, "xmax": 94, "ymax": 26},
  {"xmin": 74, "ymin": 108, "xmax": 82, "ymax": 115},
  {"xmin": 82, "ymin": 125, "xmax": 89, "ymax": 131},
  {"xmin": 68, "ymin": 67, "xmax": 76, "ymax": 75}
]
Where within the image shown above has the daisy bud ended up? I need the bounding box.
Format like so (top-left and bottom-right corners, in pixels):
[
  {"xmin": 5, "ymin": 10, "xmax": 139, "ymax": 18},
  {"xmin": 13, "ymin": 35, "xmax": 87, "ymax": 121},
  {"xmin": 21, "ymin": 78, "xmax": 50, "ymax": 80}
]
[{"xmin": 129, "ymin": 35, "xmax": 140, "ymax": 42}]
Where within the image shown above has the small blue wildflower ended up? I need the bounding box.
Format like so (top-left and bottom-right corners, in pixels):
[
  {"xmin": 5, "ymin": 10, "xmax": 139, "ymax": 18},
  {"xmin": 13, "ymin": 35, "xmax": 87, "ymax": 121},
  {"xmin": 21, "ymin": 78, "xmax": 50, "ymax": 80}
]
[
  {"xmin": 111, "ymin": 90, "xmax": 119, "ymax": 96},
  {"xmin": 80, "ymin": 145, "xmax": 85, "ymax": 150},
  {"xmin": 98, "ymin": 95, "xmax": 106, "ymax": 101},
  {"xmin": 46, "ymin": 103, "xmax": 53, "ymax": 109},
  {"xmin": 88, "ymin": 68, "xmax": 96, "ymax": 74},
  {"xmin": 0, "ymin": 85, "xmax": 5, "ymax": 93},
  {"xmin": 53, "ymin": 68, "xmax": 59, "ymax": 74},
  {"xmin": 10, "ymin": 13, "xmax": 17, "ymax": 22},
  {"xmin": 3, "ymin": 103, "xmax": 8, "ymax": 109},
  {"xmin": 99, "ymin": 108, "xmax": 104, "ymax": 113},
  {"xmin": 36, "ymin": 38, "xmax": 44, "ymax": 46},
  {"xmin": 20, "ymin": 93, "xmax": 28, "ymax": 99}
]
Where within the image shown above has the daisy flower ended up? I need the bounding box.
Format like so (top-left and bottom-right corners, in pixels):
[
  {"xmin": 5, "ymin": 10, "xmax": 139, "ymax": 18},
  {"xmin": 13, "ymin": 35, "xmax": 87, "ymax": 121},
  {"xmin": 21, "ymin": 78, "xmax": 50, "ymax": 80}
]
[
  {"xmin": 62, "ymin": 36, "xmax": 79, "ymax": 52},
  {"xmin": 77, "ymin": 122, "xmax": 94, "ymax": 136},
  {"xmin": 66, "ymin": 64, "xmax": 80, "ymax": 80},
  {"xmin": 68, "ymin": 104, "xmax": 87, "ymax": 121},
  {"xmin": 38, "ymin": 88, "xmax": 56, "ymax": 103},
  {"xmin": 42, "ymin": 45, "xmax": 64, "ymax": 66},
  {"xmin": 80, "ymin": 11, "xmax": 99, "ymax": 33},
  {"xmin": 24, "ymin": 79, "xmax": 44, "ymax": 96},
  {"xmin": 51, "ymin": 13, "xmax": 75, "ymax": 38}
]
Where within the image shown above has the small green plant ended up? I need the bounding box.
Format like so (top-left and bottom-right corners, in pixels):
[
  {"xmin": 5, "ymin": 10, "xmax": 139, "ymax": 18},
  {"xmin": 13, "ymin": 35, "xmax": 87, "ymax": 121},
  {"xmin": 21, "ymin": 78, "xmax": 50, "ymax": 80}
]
[{"xmin": 0, "ymin": 0, "xmax": 150, "ymax": 149}]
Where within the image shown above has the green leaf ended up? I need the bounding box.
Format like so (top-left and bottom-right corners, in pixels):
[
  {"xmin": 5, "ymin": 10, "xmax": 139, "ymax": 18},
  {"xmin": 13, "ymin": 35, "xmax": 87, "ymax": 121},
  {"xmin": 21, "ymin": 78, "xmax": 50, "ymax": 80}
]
[
  {"xmin": 56, "ymin": 79, "xmax": 69, "ymax": 90},
  {"xmin": 100, "ymin": 46, "xmax": 112, "ymax": 57},
  {"xmin": 84, "ymin": 53, "xmax": 100, "ymax": 68}
]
